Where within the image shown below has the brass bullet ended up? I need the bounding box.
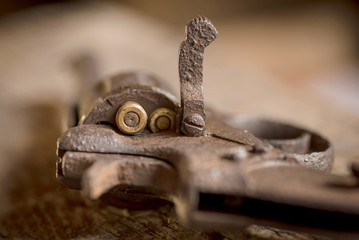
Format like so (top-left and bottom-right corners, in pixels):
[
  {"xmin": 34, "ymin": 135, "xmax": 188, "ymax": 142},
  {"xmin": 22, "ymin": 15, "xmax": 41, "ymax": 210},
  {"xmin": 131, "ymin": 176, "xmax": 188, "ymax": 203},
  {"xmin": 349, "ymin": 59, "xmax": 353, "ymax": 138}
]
[
  {"xmin": 149, "ymin": 108, "xmax": 176, "ymax": 133},
  {"xmin": 116, "ymin": 101, "xmax": 147, "ymax": 135}
]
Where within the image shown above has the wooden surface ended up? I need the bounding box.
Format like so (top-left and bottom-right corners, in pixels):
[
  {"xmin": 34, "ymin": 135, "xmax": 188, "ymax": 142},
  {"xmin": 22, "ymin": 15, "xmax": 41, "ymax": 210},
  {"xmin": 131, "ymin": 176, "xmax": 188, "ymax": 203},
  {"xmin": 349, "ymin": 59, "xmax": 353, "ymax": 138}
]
[{"xmin": 0, "ymin": 2, "xmax": 358, "ymax": 239}]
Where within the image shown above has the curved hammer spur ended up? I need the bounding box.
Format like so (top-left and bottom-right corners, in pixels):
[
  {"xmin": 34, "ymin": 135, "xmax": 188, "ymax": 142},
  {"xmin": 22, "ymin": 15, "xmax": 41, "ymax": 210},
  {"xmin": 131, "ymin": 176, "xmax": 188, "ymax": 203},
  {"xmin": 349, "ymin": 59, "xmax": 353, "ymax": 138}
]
[
  {"xmin": 56, "ymin": 16, "xmax": 359, "ymax": 237},
  {"xmin": 179, "ymin": 16, "xmax": 218, "ymax": 137}
]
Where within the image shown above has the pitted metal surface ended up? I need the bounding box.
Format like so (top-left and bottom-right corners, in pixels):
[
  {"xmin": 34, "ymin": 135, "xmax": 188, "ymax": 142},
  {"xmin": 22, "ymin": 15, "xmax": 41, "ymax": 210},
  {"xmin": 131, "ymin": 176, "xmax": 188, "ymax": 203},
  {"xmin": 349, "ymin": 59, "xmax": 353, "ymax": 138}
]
[
  {"xmin": 56, "ymin": 16, "xmax": 359, "ymax": 238},
  {"xmin": 179, "ymin": 16, "xmax": 218, "ymax": 137}
]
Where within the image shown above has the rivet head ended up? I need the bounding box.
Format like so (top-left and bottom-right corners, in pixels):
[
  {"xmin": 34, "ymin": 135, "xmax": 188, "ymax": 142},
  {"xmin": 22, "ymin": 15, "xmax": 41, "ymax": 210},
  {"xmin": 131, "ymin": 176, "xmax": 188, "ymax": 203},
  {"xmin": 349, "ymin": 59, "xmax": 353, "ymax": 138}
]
[
  {"xmin": 116, "ymin": 101, "xmax": 147, "ymax": 135},
  {"xmin": 182, "ymin": 113, "xmax": 205, "ymax": 137},
  {"xmin": 149, "ymin": 108, "xmax": 176, "ymax": 133}
]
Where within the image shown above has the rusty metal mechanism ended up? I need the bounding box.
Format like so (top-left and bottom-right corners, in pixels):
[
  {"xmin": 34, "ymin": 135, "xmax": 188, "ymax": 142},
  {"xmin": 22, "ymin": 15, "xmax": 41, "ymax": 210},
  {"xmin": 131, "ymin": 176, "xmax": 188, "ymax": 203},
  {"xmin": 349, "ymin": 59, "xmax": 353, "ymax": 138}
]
[{"xmin": 57, "ymin": 17, "xmax": 359, "ymax": 238}]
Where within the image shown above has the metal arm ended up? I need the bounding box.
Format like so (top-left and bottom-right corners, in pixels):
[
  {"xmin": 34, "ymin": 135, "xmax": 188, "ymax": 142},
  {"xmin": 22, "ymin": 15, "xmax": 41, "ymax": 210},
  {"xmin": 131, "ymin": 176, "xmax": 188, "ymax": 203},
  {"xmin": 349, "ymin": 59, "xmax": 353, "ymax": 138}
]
[{"xmin": 179, "ymin": 16, "xmax": 218, "ymax": 136}]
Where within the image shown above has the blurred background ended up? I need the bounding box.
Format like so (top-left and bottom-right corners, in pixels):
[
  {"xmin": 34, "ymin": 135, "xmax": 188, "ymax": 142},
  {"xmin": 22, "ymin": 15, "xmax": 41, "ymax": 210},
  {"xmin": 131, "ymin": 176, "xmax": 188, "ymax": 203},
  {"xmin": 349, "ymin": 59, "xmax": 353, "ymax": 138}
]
[{"xmin": 0, "ymin": 0, "xmax": 358, "ymax": 238}]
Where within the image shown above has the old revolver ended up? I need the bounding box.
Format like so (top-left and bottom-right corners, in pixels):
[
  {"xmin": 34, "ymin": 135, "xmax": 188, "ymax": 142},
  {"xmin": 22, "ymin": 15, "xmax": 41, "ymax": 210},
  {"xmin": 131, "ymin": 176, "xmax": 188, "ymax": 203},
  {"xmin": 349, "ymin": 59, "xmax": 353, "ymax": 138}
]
[{"xmin": 57, "ymin": 16, "xmax": 359, "ymax": 238}]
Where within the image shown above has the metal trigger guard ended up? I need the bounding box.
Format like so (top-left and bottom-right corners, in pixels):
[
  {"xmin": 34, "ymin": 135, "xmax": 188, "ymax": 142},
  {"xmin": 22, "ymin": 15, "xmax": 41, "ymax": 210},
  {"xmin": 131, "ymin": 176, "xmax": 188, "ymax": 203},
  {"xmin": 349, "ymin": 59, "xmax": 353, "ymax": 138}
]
[{"xmin": 57, "ymin": 16, "xmax": 358, "ymax": 237}]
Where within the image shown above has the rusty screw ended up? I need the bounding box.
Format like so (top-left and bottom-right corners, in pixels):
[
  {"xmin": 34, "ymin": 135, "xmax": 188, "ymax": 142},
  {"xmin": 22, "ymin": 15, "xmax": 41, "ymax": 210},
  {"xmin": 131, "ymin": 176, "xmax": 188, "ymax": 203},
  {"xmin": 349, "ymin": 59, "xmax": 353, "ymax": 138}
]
[
  {"xmin": 182, "ymin": 113, "xmax": 205, "ymax": 137},
  {"xmin": 116, "ymin": 101, "xmax": 147, "ymax": 135},
  {"xmin": 149, "ymin": 108, "xmax": 176, "ymax": 133}
]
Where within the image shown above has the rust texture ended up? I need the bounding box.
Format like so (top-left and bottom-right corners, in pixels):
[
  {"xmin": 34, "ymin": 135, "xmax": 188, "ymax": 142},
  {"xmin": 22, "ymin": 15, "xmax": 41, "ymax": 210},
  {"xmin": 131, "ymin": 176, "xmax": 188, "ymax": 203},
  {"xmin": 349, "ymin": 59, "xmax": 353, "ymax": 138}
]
[
  {"xmin": 179, "ymin": 16, "xmax": 218, "ymax": 137},
  {"xmin": 56, "ymin": 16, "xmax": 359, "ymax": 239}
]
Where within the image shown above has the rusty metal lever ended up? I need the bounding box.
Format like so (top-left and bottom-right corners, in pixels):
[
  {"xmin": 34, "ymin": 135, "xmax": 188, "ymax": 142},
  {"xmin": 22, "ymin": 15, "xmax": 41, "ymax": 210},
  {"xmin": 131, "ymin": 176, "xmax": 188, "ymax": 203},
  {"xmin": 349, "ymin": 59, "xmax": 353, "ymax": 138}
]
[{"xmin": 179, "ymin": 16, "xmax": 218, "ymax": 136}]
